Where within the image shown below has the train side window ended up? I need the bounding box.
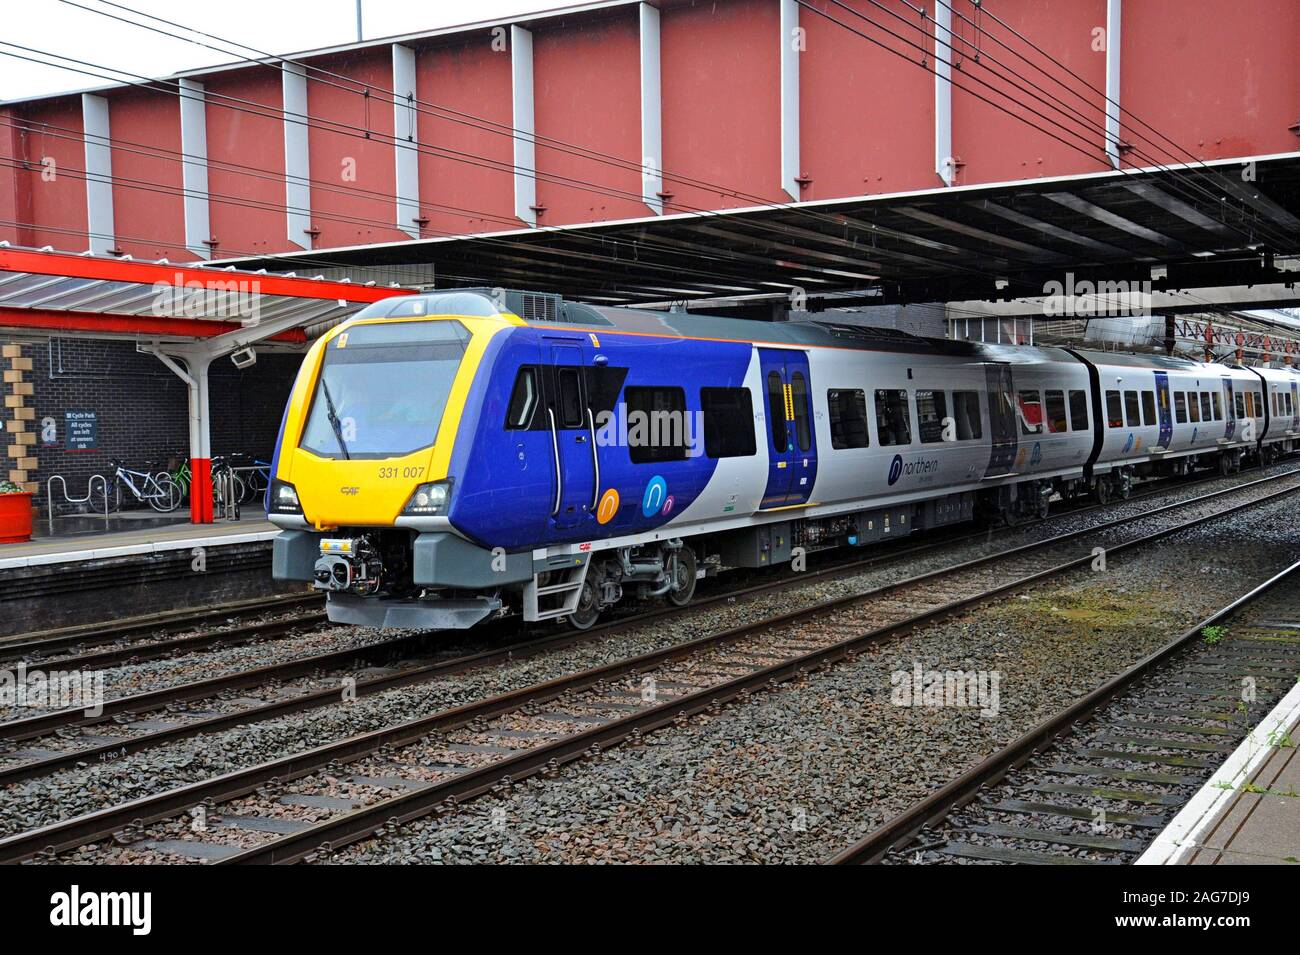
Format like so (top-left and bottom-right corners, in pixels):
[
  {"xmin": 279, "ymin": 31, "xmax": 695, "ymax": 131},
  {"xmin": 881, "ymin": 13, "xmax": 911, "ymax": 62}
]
[
  {"xmin": 1212, "ymin": 392, "xmax": 1222, "ymax": 420},
  {"xmin": 1123, "ymin": 390, "xmax": 1140, "ymax": 428},
  {"xmin": 1174, "ymin": 391, "xmax": 1187, "ymax": 423},
  {"xmin": 556, "ymin": 368, "xmax": 584, "ymax": 428},
  {"xmin": 1141, "ymin": 391, "xmax": 1156, "ymax": 427},
  {"xmin": 827, "ymin": 389, "xmax": 870, "ymax": 449},
  {"xmin": 1188, "ymin": 393, "xmax": 1200, "ymax": 423},
  {"xmin": 624, "ymin": 385, "xmax": 688, "ymax": 463},
  {"xmin": 1199, "ymin": 392, "xmax": 1212, "ymax": 422},
  {"xmin": 1044, "ymin": 390, "xmax": 1068, "ymax": 433},
  {"xmin": 1105, "ymin": 390, "xmax": 1123, "ymax": 428},
  {"xmin": 1244, "ymin": 391, "xmax": 1255, "ymax": 417},
  {"xmin": 766, "ymin": 372, "xmax": 786, "ymax": 452},
  {"xmin": 952, "ymin": 390, "xmax": 982, "ymax": 439},
  {"xmin": 505, "ymin": 366, "xmax": 539, "ymax": 430},
  {"xmin": 1235, "ymin": 392, "xmax": 1246, "ymax": 420},
  {"xmin": 700, "ymin": 387, "xmax": 756, "ymax": 458},
  {"xmin": 874, "ymin": 389, "xmax": 912, "ymax": 446},
  {"xmin": 916, "ymin": 389, "xmax": 949, "ymax": 443},
  {"xmin": 1018, "ymin": 390, "xmax": 1043, "ymax": 435},
  {"xmin": 1067, "ymin": 390, "xmax": 1088, "ymax": 431},
  {"xmin": 790, "ymin": 373, "xmax": 812, "ymax": 452}
]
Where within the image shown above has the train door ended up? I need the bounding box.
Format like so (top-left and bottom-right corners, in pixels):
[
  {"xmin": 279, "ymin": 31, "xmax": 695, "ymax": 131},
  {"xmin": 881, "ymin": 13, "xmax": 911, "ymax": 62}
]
[
  {"xmin": 984, "ymin": 362, "xmax": 1017, "ymax": 476},
  {"xmin": 1153, "ymin": 371, "xmax": 1173, "ymax": 448},
  {"xmin": 758, "ymin": 348, "xmax": 818, "ymax": 508},
  {"xmin": 1222, "ymin": 377, "xmax": 1237, "ymax": 441},
  {"xmin": 546, "ymin": 339, "xmax": 596, "ymax": 530}
]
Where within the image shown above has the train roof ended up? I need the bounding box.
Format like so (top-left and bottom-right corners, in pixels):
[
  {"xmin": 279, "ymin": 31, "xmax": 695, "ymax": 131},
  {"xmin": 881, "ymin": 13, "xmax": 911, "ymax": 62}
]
[{"xmin": 351, "ymin": 288, "xmax": 1296, "ymax": 376}]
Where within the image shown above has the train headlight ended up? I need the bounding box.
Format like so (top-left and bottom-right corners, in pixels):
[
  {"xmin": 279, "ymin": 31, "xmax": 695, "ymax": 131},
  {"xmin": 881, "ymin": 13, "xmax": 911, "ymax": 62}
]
[
  {"xmin": 401, "ymin": 481, "xmax": 450, "ymax": 516},
  {"xmin": 269, "ymin": 479, "xmax": 302, "ymax": 514}
]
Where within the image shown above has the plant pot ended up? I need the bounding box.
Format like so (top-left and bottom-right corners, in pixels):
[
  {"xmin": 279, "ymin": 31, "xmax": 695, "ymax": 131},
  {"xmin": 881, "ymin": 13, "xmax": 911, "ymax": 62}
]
[{"xmin": 0, "ymin": 492, "xmax": 34, "ymax": 544}]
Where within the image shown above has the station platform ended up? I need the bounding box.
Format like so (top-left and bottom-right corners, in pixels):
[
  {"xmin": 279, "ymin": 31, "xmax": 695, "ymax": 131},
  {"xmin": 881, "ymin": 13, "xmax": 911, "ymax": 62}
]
[
  {"xmin": 0, "ymin": 510, "xmax": 276, "ymax": 570},
  {"xmin": 0, "ymin": 511, "xmax": 297, "ymax": 637},
  {"xmin": 1138, "ymin": 677, "xmax": 1300, "ymax": 865}
]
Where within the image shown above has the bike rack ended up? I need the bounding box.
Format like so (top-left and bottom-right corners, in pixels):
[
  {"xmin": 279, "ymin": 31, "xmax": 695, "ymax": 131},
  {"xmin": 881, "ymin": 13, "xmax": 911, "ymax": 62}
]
[
  {"xmin": 214, "ymin": 470, "xmax": 240, "ymax": 522},
  {"xmin": 46, "ymin": 474, "xmax": 110, "ymax": 534}
]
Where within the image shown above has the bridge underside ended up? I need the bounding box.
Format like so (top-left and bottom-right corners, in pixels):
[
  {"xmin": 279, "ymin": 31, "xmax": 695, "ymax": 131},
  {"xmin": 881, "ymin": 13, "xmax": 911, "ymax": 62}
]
[{"xmin": 225, "ymin": 153, "xmax": 1300, "ymax": 312}]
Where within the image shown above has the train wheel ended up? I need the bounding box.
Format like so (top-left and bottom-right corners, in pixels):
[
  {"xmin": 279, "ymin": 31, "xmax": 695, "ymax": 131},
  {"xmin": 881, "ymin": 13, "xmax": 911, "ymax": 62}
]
[
  {"xmin": 568, "ymin": 577, "xmax": 601, "ymax": 630},
  {"xmin": 1117, "ymin": 472, "xmax": 1132, "ymax": 500},
  {"xmin": 1095, "ymin": 478, "xmax": 1112, "ymax": 505},
  {"xmin": 1219, "ymin": 453, "xmax": 1233, "ymax": 477},
  {"xmin": 666, "ymin": 546, "xmax": 697, "ymax": 607}
]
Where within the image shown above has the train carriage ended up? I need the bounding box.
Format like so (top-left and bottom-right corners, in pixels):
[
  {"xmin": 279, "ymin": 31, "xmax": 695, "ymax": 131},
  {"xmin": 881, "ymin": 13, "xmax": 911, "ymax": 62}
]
[{"xmin": 267, "ymin": 290, "xmax": 1294, "ymax": 631}]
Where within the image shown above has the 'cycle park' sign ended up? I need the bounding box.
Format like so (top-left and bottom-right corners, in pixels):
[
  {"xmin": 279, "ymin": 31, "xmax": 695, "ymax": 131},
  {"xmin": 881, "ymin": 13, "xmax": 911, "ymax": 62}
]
[{"xmin": 64, "ymin": 410, "xmax": 97, "ymax": 451}]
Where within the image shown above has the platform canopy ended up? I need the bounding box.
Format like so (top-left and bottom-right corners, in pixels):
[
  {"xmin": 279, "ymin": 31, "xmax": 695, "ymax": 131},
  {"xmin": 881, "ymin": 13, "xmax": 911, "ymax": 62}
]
[
  {"xmin": 220, "ymin": 154, "xmax": 1300, "ymax": 313},
  {"xmin": 0, "ymin": 243, "xmax": 415, "ymax": 525},
  {"xmin": 0, "ymin": 244, "xmax": 412, "ymax": 347}
]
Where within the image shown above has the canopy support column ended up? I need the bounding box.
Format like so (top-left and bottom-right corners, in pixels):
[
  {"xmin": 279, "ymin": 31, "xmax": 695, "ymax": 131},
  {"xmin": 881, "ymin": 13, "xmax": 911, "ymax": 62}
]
[{"xmin": 143, "ymin": 345, "xmax": 215, "ymax": 524}]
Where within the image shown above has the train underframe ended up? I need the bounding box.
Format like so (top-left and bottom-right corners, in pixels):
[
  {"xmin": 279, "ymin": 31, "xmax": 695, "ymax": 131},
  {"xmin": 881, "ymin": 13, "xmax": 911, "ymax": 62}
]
[{"xmin": 280, "ymin": 439, "xmax": 1294, "ymax": 631}]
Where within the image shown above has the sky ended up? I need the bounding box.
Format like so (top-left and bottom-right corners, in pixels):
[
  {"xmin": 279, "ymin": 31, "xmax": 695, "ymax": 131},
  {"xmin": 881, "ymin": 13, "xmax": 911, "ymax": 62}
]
[{"xmin": 2, "ymin": 0, "xmax": 571, "ymax": 101}]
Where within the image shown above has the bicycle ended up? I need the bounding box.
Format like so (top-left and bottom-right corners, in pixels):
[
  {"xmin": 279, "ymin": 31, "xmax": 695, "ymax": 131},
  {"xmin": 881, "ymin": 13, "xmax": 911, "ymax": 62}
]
[
  {"xmin": 230, "ymin": 452, "xmax": 272, "ymax": 504},
  {"xmin": 165, "ymin": 453, "xmax": 192, "ymax": 499},
  {"xmin": 95, "ymin": 458, "xmax": 184, "ymax": 513}
]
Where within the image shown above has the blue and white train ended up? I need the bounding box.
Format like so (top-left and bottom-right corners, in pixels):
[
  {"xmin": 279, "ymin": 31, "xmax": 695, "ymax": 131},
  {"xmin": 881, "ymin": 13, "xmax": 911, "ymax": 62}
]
[{"xmin": 266, "ymin": 289, "xmax": 1300, "ymax": 630}]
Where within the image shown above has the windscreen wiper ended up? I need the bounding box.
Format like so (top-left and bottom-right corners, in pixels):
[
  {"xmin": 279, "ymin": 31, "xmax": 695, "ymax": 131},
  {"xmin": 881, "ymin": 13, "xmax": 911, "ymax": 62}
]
[{"xmin": 319, "ymin": 377, "xmax": 351, "ymax": 460}]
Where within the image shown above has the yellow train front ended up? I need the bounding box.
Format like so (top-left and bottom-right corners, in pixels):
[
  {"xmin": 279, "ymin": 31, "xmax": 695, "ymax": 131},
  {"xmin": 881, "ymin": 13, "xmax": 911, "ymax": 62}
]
[{"xmin": 266, "ymin": 290, "xmax": 525, "ymax": 630}]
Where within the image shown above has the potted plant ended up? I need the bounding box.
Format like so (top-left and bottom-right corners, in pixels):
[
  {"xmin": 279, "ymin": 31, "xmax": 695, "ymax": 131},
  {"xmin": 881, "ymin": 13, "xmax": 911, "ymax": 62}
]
[{"xmin": 0, "ymin": 480, "xmax": 34, "ymax": 544}]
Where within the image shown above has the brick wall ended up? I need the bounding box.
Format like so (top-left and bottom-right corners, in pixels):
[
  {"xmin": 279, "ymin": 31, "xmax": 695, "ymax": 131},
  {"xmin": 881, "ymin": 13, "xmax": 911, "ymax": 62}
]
[{"xmin": 3, "ymin": 338, "xmax": 302, "ymax": 507}]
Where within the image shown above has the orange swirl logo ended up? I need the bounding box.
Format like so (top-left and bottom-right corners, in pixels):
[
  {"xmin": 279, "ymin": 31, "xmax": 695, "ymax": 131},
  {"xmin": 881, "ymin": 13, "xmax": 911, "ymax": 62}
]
[{"xmin": 596, "ymin": 488, "xmax": 620, "ymax": 525}]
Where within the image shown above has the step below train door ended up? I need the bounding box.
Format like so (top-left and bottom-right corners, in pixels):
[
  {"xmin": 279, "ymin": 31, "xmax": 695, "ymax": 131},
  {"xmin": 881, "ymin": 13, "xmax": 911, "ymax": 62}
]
[
  {"xmin": 546, "ymin": 339, "xmax": 596, "ymax": 531},
  {"xmin": 984, "ymin": 362, "xmax": 1018, "ymax": 476},
  {"xmin": 758, "ymin": 348, "xmax": 817, "ymax": 508}
]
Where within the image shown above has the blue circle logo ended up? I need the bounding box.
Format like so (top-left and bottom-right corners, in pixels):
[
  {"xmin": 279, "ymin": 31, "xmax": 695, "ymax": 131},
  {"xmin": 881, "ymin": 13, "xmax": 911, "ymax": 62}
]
[
  {"xmin": 1030, "ymin": 441, "xmax": 1042, "ymax": 466},
  {"xmin": 641, "ymin": 476, "xmax": 668, "ymax": 517},
  {"xmin": 1122, "ymin": 433, "xmax": 1134, "ymax": 453},
  {"xmin": 887, "ymin": 454, "xmax": 903, "ymax": 486}
]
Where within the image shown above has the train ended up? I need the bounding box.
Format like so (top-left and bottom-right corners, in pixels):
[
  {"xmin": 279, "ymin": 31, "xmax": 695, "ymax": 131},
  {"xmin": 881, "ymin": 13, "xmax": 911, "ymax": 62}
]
[{"xmin": 266, "ymin": 288, "xmax": 1300, "ymax": 630}]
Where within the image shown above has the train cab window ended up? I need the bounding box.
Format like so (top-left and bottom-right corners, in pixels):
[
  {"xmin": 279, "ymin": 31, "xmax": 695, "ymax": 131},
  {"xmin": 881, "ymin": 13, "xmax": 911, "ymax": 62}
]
[
  {"xmin": 1105, "ymin": 390, "xmax": 1123, "ymax": 428},
  {"xmin": 790, "ymin": 373, "xmax": 812, "ymax": 452},
  {"xmin": 1141, "ymin": 391, "xmax": 1157, "ymax": 427},
  {"xmin": 1212, "ymin": 393, "xmax": 1223, "ymax": 420},
  {"xmin": 1199, "ymin": 392, "xmax": 1212, "ymax": 422},
  {"xmin": 1174, "ymin": 391, "xmax": 1187, "ymax": 423},
  {"xmin": 505, "ymin": 366, "xmax": 540, "ymax": 430},
  {"xmin": 700, "ymin": 387, "xmax": 756, "ymax": 458},
  {"xmin": 828, "ymin": 389, "xmax": 870, "ymax": 449},
  {"xmin": 916, "ymin": 390, "xmax": 949, "ymax": 443},
  {"xmin": 874, "ymin": 389, "xmax": 912, "ymax": 446},
  {"xmin": 766, "ymin": 372, "xmax": 786, "ymax": 453},
  {"xmin": 624, "ymin": 386, "xmax": 688, "ymax": 464},
  {"xmin": 1188, "ymin": 393, "xmax": 1200, "ymax": 423},
  {"xmin": 1068, "ymin": 390, "xmax": 1089, "ymax": 431},
  {"xmin": 556, "ymin": 368, "xmax": 584, "ymax": 428},
  {"xmin": 1044, "ymin": 390, "xmax": 1068, "ymax": 433},
  {"xmin": 952, "ymin": 391, "xmax": 983, "ymax": 440},
  {"xmin": 1018, "ymin": 390, "xmax": 1043, "ymax": 435},
  {"xmin": 1123, "ymin": 390, "xmax": 1140, "ymax": 428}
]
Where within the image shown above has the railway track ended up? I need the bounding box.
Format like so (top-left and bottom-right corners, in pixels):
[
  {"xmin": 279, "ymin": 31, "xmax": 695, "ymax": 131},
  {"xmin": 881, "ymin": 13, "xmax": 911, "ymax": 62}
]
[
  {"xmin": 4, "ymin": 465, "xmax": 1296, "ymax": 864},
  {"xmin": 826, "ymin": 559, "xmax": 1300, "ymax": 865},
  {"xmin": 3, "ymin": 465, "xmax": 1294, "ymax": 788}
]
